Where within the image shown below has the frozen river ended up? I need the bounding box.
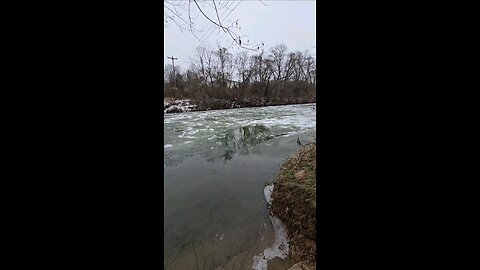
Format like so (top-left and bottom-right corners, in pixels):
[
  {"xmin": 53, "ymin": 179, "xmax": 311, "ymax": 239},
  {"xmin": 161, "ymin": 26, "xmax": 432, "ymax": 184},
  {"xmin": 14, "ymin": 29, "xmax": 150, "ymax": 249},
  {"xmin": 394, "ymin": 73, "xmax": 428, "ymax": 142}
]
[{"xmin": 164, "ymin": 103, "xmax": 316, "ymax": 270}]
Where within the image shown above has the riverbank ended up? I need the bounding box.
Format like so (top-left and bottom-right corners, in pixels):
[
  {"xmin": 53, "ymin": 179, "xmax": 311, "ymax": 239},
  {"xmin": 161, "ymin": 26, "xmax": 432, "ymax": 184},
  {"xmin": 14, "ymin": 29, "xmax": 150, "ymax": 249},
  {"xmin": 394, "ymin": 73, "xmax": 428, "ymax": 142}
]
[
  {"xmin": 271, "ymin": 142, "xmax": 317, "ymax": 269},
  {"xmin": 164, "ymin": 98, "xmax": 316, "ymax": 114}
]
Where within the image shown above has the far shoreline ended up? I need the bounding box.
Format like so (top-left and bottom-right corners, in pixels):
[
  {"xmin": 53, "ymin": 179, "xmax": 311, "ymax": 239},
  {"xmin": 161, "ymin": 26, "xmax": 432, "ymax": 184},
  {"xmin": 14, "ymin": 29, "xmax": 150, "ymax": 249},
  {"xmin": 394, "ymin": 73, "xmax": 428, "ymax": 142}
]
[{"xmin": 164, "ymin": 98, "xmax": 316, "ymax": 114}]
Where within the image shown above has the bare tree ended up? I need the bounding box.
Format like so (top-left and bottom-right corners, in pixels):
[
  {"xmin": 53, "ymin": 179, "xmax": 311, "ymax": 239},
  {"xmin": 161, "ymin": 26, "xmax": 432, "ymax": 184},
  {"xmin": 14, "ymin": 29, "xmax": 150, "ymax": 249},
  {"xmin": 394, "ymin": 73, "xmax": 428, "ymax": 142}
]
[
  {"xmin": 190, "ymin": 46, "xmax": 209, "ymax": 86},
  {"xmin": 215, "ymin": 46, "xmax": 229, "ymax": 85},
  {"xmin": 165, "ymin": 43, "xmax": 316, "ymax": 106},
  {"xmin": 235, "ymin": 51, "xmax": 248, "ymax": 83},
  {"xmin": 164, "ymin": 64, "xmax": 181, "ymax": 85},
  {"xmin": 283, "ymin": 52, "xmax": 296, "ymax": 82},
  {"xmin": 304, "ymin": 55, "xmax": 315, "ymax": 84},
  {"xmin": 204, "ymin": 48, "xmax": 215, "ymax": 90},
  {"xmin": 292, "ymin": 51, "xmax": 305, "ymax": 82},
  {"xmin": 270, "ymin": 44, "xmax": 288, "ymax": 82}
]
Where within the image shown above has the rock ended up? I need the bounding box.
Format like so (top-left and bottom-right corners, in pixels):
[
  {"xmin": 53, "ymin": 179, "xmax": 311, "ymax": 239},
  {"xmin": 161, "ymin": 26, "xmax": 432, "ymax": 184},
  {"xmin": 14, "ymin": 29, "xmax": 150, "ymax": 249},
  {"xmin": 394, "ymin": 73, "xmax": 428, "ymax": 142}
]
[
  {"xmin": 165, "ymin": 105, "xmax": 183, "ymax": 113},
  {"xmin": 294, "ymin": 170, "xmax": 306, "ymax": 180},
  {"xmin": 296, "ymin": 137, "xmax": 302, "ymax": 145},
  {"xmin": 267, "ymin": 256, "xmax": 287, "ymax": 270}
]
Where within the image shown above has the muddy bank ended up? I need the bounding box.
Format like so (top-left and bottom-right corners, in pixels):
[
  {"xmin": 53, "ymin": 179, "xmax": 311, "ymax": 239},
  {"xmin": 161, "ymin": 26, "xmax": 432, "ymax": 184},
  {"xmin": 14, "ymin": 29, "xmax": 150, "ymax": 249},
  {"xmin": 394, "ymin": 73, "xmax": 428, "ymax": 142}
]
[{"xmin": 271, "ymin": 143, "xmax": 316, "ymax": 269}]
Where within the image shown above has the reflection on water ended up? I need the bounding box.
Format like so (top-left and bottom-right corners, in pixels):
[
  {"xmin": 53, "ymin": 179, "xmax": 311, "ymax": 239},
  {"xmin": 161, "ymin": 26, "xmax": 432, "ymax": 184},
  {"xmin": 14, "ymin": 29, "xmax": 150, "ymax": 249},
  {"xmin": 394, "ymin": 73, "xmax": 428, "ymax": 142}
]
[
  {"xmin": 223, "ymin": 125, "xmax": 269, "ymax": 159},
  {"xmin": 218, "ymin": 125, "xmax": 289, "ymax": 161}
]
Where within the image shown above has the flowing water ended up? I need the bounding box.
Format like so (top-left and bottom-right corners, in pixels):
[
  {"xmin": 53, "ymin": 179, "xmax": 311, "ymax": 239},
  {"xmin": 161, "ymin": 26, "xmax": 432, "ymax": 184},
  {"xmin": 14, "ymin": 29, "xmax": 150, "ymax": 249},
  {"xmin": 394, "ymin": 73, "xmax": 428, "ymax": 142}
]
[{"xmin": 164, "ymin": 104, "xmax": 316, "ymax": 270}]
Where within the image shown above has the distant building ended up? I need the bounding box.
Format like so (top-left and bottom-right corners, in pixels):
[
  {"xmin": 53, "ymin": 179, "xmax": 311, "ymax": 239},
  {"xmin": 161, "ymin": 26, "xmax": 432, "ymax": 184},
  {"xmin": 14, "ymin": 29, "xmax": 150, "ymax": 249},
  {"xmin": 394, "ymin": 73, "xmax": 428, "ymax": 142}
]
[{"xmin": 225, "ymin": 79, "xmax": 240, "ymax": 88}]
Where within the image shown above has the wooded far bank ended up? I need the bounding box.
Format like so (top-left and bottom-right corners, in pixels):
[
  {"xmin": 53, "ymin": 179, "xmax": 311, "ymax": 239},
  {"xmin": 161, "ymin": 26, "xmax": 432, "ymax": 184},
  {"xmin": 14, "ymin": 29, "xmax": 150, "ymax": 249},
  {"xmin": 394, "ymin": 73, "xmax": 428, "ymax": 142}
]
[{"xmin": 164, "ymin": 43, "xmax": 316, "ymax": 111}]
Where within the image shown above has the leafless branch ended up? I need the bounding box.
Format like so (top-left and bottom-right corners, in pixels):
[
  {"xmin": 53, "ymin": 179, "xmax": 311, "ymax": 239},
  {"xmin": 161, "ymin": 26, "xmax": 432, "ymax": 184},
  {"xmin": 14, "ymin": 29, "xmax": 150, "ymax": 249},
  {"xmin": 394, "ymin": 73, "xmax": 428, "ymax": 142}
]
[
  {"xmin": 164, "ymin": 1, "xmax": 175, "ymax": 7},
  {"xmin": 164, "ymin": 12, "xmax": 189, "ymax": 33},
  {"xmin": 259, "ymin": 0, "xmax": 269, "ymax": 6},
  {"xmin": 164, "ymin": 5, "xmax": 191, "ymax": 27},
  {"xmin": 192, "ymin": 0, "xmax": 225, "ymax": 30},
  {"xmin": 188, "ymin": 0, "xmax": 203, "ymax": 42},
  {"xmin": 192, "ymin": 0, "xmax": 262, "ymax": 51},
  {"xmin": 165, "ymin": 1, "xmax": 205, "ymax": 41},
  {"xmin": 212, "ymin": 0, "xmax": 226, "ymax": 32},
  {"xmin": 166, "ymin": 0, "xmax": 266, "ymax": 53}
]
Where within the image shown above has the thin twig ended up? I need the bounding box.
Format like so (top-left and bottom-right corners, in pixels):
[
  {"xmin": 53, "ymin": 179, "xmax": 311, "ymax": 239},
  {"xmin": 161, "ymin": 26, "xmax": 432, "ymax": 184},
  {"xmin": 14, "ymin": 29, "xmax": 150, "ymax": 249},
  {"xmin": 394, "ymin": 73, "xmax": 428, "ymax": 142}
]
[
  {"xmin": 188, "ymin": 0, "xmax": 203, "ymax": 42},
  {"xmin": 192, "ymin": 0, "xmax": 260, "ymax": 51}
]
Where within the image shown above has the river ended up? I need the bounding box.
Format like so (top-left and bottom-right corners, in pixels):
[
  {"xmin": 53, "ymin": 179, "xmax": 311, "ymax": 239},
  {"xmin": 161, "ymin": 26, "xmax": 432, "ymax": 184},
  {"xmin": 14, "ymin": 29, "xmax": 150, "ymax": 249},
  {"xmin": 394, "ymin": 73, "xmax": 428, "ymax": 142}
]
[{"xmin": 164, "ymin": 103, "xmax": 316, "ymax": 270}]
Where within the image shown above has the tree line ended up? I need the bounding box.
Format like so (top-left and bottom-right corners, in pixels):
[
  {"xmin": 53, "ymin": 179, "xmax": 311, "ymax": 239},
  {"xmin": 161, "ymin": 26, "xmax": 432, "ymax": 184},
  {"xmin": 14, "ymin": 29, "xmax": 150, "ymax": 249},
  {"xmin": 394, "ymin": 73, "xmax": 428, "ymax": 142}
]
[{"xmin": 164, "ymin": 43, "xmax": 316, "ymax": 109}]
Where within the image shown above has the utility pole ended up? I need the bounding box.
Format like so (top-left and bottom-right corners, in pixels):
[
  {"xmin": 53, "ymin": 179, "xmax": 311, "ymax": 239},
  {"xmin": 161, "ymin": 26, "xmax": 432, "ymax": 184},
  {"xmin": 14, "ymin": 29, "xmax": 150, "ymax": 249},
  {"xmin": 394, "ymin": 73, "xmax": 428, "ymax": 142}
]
[{"xmin": 167, "ymin": 56, "xmax": 178, "ymax": 89}]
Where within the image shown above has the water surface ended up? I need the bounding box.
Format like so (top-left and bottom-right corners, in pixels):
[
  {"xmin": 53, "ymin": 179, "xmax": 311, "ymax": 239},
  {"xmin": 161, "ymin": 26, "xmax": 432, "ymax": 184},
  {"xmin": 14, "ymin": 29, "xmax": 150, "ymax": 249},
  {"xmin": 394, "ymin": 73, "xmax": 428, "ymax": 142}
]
[{"xmin": 164, "ymin": 104, "xmax": 316, "ymax": 270}]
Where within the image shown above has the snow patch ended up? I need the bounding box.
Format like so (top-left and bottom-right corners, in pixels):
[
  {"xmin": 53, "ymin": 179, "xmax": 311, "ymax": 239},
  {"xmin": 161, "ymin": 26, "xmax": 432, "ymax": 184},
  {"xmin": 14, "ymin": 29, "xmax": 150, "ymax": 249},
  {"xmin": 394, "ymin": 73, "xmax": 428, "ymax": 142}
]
[
  {"xmin": 252, "ymin": 184, "xmax": 289, "ymax": 270},
  {"xmin": 164, "ymin": 99, "xmax": 197, "ymax": 114},
  {"xmin": 264, "ymin": 184, "xmax": 274, "ymax": 205}
]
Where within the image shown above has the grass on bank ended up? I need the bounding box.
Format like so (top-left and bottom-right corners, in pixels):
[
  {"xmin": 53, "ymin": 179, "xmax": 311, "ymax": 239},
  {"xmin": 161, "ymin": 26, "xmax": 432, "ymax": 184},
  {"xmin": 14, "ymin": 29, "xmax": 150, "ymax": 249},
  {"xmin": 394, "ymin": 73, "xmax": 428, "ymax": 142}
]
[{"xmin": 271, "ymin": 142, "xmax": 316, "ymax": 269}]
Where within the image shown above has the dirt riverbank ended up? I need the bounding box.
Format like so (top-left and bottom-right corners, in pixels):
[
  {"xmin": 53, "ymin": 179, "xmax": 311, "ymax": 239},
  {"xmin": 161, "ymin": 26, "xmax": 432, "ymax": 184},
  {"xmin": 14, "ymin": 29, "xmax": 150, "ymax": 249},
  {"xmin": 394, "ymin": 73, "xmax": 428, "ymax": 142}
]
[{"xmin": 270, "ymin": 143, "xmax": 316, "ymax": 269}]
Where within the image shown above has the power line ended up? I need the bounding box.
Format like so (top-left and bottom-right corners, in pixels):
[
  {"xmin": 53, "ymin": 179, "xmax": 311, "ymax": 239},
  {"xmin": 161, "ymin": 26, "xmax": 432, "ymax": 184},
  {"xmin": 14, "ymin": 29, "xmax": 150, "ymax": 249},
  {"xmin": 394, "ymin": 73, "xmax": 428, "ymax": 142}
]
[
  {"xmin": 170, "ymin": 32, "xmax": 184, "ymax": 53},
  {"xmin": 170, "ymin": 0, "xmax": 213, "ymax": 56},
  {"xmin": 199, "ymin": 0, "xmax": 237, "ymax": 43},
  {"xmin": 184, "ymin": 0, "xmax": 241, "ymax": 59},
  {"xmin": 188, "ymin": 0, "xmax": 243, "ymax": 58},
  {"xmin": 200, "ymin": 0, "xmax": 242, "ymax": 47},
  {"xmin": 168, "ymin": 0, "xmax": 240, "ymax": 68},
  {"xmin": 199, "ymin": 0, "xmax": 238, "ymax": 43},
  {"xmin": 172, "ymin": 0, "xmax": 228, "ymax": 60},
  {"xmin": 179, "ymin": 0, "xmax": 234, "ymax": 58}
]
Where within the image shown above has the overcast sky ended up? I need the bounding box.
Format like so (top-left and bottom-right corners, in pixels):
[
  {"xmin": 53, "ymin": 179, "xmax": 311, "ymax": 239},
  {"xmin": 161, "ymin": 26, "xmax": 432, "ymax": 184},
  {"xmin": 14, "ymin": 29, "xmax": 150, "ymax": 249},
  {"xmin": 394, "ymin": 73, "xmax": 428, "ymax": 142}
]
[{"xmin": 164, "ymin": 0, "xmax": 316, "ymax": 70}]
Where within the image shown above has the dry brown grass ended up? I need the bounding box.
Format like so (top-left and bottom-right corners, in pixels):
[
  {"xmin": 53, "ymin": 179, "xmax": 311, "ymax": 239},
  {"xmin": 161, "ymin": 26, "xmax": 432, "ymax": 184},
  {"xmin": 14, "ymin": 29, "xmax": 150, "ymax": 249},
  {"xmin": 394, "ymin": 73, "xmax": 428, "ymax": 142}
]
[{"xmin": 271, "ymin": 142, "xmax": 316, "ymax": 269}]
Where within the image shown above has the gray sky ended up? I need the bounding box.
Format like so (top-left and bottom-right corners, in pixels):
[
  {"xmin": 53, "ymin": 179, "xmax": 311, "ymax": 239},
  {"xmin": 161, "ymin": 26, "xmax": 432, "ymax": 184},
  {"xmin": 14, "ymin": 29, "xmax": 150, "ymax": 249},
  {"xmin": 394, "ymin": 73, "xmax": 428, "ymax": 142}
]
[{"xmin": 164, "ymin": 0, "xmax": 316, "ymax": 70}]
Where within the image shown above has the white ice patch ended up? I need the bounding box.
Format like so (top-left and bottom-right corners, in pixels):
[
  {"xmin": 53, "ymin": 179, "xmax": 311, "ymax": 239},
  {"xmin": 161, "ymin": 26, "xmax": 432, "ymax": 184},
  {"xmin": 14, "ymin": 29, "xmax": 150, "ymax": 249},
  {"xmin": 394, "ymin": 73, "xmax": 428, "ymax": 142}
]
[
  {"xmin": 164, "ymin": 144, "xmax": 173, "ymax": 148},
  {"xmin": 215, "ymin": 233, "xmax": 224, "ymax": 240},
  {"xmin": 187, "ymin": 129, "xmax": 199, "ymax": 135},
  {"xmin": 252, "ymin": 185, "xmax": 289, "ymax": 270},
  {"xmin": 280, "ymin": 132, "xmax": 296, "ymax": 138},
  {"xmin": 264, "ymin": 184, "xmax": 274, "ymax": 205}
]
